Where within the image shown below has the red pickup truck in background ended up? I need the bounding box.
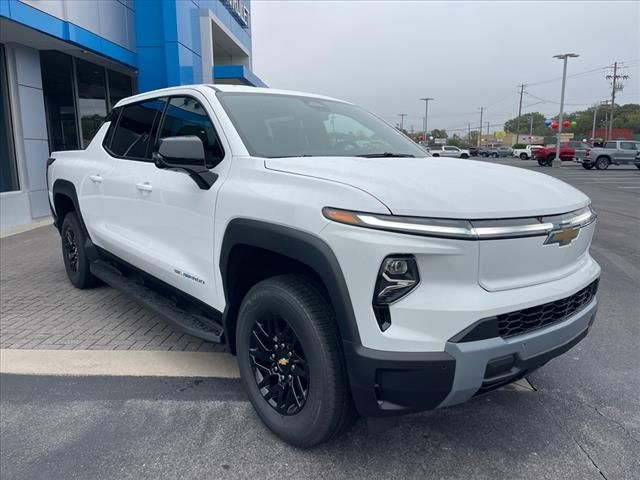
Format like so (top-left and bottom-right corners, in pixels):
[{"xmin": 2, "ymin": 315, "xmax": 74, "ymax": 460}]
[{"xmin": 534, "ymin": 141, "xmax": 590, "ymax": 166}]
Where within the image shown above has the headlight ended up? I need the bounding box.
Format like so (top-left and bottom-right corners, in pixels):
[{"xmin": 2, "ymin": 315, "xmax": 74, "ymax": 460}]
[
  {"xmin": 372, "ymin": 255, "xmax": 420, "ymax": 331},
  {"xmin": 322, "ymin": 207, "xmax": 475, "ymax": 240}
]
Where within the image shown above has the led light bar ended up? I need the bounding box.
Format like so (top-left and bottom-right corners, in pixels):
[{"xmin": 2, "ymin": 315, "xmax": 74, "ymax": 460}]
[{"xmin": 322, "ymin": 206, "xmax": 596, "ymax": 241}]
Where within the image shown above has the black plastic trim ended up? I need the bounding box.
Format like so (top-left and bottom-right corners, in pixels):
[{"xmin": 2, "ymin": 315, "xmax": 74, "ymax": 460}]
[
  {"xmin": 343, "ymin": 342, "xmax": 456, "ymax": 417},
  {"xmin": 96, "ymin": 247, "xmax": 224, "ymax": 331},
  {"xmin": 219, "ymin": 218, "xmax": 361, "ymax": 346}
]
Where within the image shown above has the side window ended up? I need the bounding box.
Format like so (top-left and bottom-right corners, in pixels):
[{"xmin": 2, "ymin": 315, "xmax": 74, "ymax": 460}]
[
  {"xmin": 620, "ymin": 142, "xmax": 636, "ymax": 150},
  {"xmin": 108, "ymin": 99, "xmax": 165, "ymax": 160},
  {"xmin": 158, "ymin": 96, "xmax": 224, "ymax": 168},
  {"xmin": 604, "ymin": 141, "xmax": 617, "ymax": 149}
]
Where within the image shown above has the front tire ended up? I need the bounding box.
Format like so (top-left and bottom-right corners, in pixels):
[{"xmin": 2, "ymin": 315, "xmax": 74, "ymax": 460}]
[
  {"xmin": 582, "ymin": 163, "xmax": 594, "ymax": 170},
  {"xmin": 460, "ymin": 153, "xmax": 469, "ymax": 159},
  {"xmin": 520, "ymin": 153, "xmax": 529, "ymax": 160},
  {"xmin": 236, "ymin": 275, "xmax": 354, "ymax": 448},
  {"xmin": 595, "ymin": 156, "xmax": 610, "ymax": 170},
  {"xmin": 61, "ymin": 212, "xmax": 98, "ymax": 289},
  {"xmin": 492, "ymin": 152, "xmax": 499, "ymax": 158}
]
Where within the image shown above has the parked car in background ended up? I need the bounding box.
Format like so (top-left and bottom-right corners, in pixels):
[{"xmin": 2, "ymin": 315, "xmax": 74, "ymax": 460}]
[
  {"xmin": 430, "ymin": 145, "xmax": 471, "ymax": 158},
  {"xmin": 512, "ymin": 145, "xmax": 543, "ymax": 160},
  {"xmin": 485, "ymin": 146, "xmax": 513, "ymax": 158},
  {"xmin": 635, "ymin": 151, "xmax": 640, "ymax": 169},
  {"xmin": 468, "ymin": 146, "xmax": 479, "ymax": 157},
  {"xmin": 478, "ymin": 143, "xmax": 501, "ymax": 157},
  {"xmin": 534, "ymin": 141, "xmax": 590, "ymax": 167},
  {"xmin": 577, "ymin": 140, "xmax": 640, "ymax": 170}
]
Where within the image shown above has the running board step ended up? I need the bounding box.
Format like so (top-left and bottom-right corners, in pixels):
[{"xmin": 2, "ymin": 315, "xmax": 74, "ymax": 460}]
[{"xmin": 90, "ymin": 260, "xmax": 223, "ymax": 343}]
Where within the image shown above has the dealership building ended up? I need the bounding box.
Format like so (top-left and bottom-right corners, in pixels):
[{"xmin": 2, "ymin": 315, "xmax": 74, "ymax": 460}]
[{"xmin": 0, "ymin": 0, "xmax": 264, "ymax": 228}]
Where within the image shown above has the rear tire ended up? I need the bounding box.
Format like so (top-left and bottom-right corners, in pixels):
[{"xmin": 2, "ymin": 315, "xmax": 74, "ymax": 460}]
[
  {"xmin": 635, "ymin": 165, "xmax": 640, "ymax": 170},
  {"xmin": 492, "ymin": 153, "xmax": 499, "ymax": 158},
  {"xmin": 537, "ymin": 159, "xmax": 546, "ymax": 167},
  {"xmin": 595, "ymin": 156, "xmax": 610, "ymax": 170},
  {"xmin": 236, "ymin": 274, "xmax": 355, "ymax": 448},
  {"xmin": 460, "ymin": 153, "xmax": 469, "ymax": 159},
  {"xmin": 61, "ymin": 212, "xmax": 98, "ymax": 289}
]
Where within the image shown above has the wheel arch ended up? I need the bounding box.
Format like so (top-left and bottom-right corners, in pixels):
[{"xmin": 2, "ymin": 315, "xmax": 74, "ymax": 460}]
[
  {"xmin": 220, "ymin": 219, "xmax": 360, "ymax": 355},
  {"xmin": 52, "ymin": 180, "xmax": 86, "ymax": 234}
]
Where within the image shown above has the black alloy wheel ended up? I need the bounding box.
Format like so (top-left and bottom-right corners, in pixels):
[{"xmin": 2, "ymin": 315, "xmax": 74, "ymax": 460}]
[
  {"xmin": 60, "ymin": 212, "xmax": 98, "ymax": 289},
  {"xmin": 236, "ymin": 275, "xmax": 355, "ymax": 447},
  {"xmin": 63, "ymin": 228, "xmax": 79, "ymax": 273},
  {"xmin": 249, "ymin": 315, "xmax": 309, "ymax": 415}
]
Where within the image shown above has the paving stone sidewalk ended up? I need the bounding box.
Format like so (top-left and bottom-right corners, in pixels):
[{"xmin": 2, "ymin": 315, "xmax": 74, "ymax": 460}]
[{"xmin": 0, "ymin": 225, "xmax": 225, "ymax": 352}]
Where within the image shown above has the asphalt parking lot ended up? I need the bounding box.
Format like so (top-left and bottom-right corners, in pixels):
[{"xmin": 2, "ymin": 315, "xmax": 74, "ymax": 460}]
[{"xmin": 1, "ymin": 158, "xmax": 638, "ymax": 480}]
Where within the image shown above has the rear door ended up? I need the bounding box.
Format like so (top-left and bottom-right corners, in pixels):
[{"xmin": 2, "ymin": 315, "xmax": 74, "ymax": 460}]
[
  {"xmin": 618, "ymin": 142, "xmax": 638, "ymax": 164},
  {"xmin": 89, "ymin": 97, "xmax": 166, "ymax": 253}
]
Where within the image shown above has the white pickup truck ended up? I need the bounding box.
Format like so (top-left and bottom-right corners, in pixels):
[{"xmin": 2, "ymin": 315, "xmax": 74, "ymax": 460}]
[
  {"xmin": 47, "ymin": 85, "xmax": 601, "ymax": 447},
  {"xmin": 512, "ymin": 145, "xmax": 542, "ymax": 160}
]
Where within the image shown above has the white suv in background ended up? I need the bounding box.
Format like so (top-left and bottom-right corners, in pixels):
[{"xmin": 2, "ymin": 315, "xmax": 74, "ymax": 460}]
[{"xmin": 47, "ymin": 85, "xmax": 600, "ymax": 447}]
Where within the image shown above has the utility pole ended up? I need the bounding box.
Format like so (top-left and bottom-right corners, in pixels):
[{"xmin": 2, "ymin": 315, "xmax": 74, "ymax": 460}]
[
  {"xmin": 515, "ymin": 83, "xmax": 525, "ymax": 145},
  {"xmin": 591, "ymin": 102, "xmax": 601, "ymax": 143},
  {"xmin": 420, "ymin": 98, "xmax": 434, "ymax": 144},
  {"xmin": 398, "ymin": 113, "xmax": 407, "ymax": 131},
  {"xmin": 477, "ymin": 107, "xmax": 484, "ymax": 147},
  {"xmin": 552, "ymin": 53, "xmax": 579, "ymax": 167},
  {"xmin": 606, "ymin": 62, "xmax": 630, "ymax": 140},
  {"xmin": 468, "ymin": 123, "xmax": 471, "ymax": 142},
  {"xmin": 486, "ymin": 121, "xmax": 490, "ymax": 135},
  {"xmin": 529, "ymin": 115, "xmax": 534, "ymax": 143}
]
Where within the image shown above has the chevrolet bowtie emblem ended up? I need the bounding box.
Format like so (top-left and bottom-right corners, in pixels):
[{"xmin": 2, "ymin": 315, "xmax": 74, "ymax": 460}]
[
  {"xmin": 278, "ymin": 358, "xmax": 289, "ymax": 367},
  {"xmin": 545, "ymin": 227, "xmax": 579, "ymax": 246}
]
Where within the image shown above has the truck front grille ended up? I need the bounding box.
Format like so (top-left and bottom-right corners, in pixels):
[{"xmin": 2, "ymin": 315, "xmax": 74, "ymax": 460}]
[{"xmin": 498, "ymin": 279, "xmax": 599, "ymax": 338}]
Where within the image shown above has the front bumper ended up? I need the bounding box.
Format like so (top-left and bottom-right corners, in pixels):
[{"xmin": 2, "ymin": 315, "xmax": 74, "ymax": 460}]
[{"xmin": 345, "ymin": 295, "xmax": 598, "ymax": 417}]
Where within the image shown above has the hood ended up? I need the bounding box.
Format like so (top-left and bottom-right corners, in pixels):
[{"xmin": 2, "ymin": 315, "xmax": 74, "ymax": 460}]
[{"xmin": 265, "ymin": 156, "xmax": 590, "ymax": 218}]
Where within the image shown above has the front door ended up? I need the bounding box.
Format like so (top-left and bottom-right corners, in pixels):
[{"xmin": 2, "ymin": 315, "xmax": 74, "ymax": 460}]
[{"xmin": 131, "ymin": 94, "xmax": 229, "ymax": 306}]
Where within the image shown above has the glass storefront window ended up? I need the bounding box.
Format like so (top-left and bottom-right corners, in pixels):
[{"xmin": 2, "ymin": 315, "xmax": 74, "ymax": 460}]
[
  {"xmin": 108, "ymin": 69, "xmax": 133, "ymax": 108},
  {"xmin": 75, "ymin": 58, "xmax": 107, "ymax": 148},
  {"xmin": 0, "ymin": 44, "xmax": 19, "ymax": 193},
  {"xmin": 40, "ymin": 51, "xmax": 80, "ymax": 152}
]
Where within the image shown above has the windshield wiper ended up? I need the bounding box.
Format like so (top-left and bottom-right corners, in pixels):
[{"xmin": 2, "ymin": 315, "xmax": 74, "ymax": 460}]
[{"xmin": 356, "ymin": 152, "xmax": 415, "ymax": 158}]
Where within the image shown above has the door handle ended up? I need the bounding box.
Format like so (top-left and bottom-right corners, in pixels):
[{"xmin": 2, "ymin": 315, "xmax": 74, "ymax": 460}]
[
  {"xmin": 89, "ymin": 174, "xmax": 102, "ymax": 183},
  {"xmin": 136, "ymin": 182, "xmax": 153, "ymax": 192}
]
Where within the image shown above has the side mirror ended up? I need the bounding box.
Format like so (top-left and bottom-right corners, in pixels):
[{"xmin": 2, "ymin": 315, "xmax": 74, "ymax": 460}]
[{"xmin": 153, "ymin": 136, "xmax": 217, "ymax": 190}]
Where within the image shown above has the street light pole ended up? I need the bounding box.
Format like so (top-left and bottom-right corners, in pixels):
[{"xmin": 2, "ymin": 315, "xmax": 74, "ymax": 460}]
[
  {"xmin": 477, "ymin": 107, "xmax": 484, "ymax": 148},
  {"xmin": 552, "ymin": 53, "xmax": 579, "ymax": 167},
  {"xmin": 420, "ymin": 98, "xmax": 434, "ymax": 144}
]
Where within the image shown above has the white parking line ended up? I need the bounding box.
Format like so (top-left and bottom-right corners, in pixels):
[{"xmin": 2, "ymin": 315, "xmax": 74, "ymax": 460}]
[
  {"xmin": 618, "ymin": 186, "xmax": 640, "ymax": 189},
  {"xmin": 0, "ymin": 349, "xmax": 240, "ymax": 378}
]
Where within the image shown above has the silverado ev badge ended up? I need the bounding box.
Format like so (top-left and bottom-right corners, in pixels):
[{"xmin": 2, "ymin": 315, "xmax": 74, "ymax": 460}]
[{"xmin": 545, "ymin": 227, "xmax": 580, "ymax": 246}]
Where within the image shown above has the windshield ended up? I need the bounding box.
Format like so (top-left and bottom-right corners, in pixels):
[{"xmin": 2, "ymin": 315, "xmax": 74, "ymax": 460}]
[{"xmin": 216, "ymin": 92, "xmax": 427, "ymax": 158}]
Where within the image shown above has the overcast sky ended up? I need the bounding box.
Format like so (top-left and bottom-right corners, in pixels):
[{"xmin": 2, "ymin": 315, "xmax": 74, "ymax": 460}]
[{"xmin": 251, "ymin": 1, "xmax": 639, "ymax": 134}]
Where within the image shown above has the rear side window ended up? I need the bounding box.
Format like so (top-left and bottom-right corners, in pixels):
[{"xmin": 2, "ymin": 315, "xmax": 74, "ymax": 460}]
[
  {"xmin": 604, "ymin": 141, "xmax": 617, "ymax": 149},
  {"xmin": 108, "ymin": 99, "xmax": 165, "ymax": 160},
  {"xmin": 158, "ymin": 96, "xmax": 224, "ymax": 168},
  {"xmin": 620, "ymin": 142, "xmax": 637, "ymax": 150}
]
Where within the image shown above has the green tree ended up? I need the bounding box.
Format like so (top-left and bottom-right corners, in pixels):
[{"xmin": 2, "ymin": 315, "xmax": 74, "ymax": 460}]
[
  {"xmin": 504, "ymin": 112, "xmax": 548, "ymax": 136},
  {"xmin": 429, "ymin": 128, "xmax": 448, "ymax": 139}
]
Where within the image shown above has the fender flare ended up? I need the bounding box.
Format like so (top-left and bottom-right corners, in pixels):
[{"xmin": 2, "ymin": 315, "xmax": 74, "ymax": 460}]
[{"xmin": 219, "ymin": 218, "xmax": 361, "ymax": 347}]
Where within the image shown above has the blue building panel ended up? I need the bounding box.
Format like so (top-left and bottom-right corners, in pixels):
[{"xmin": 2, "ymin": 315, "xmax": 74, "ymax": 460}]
[
  {"xmin": 1, "ymin": 0, "xmax": 138, "ymax": 67},
  {"xmin": 213, "ymin": 64, "xmax": 265, "ymax": 87}
]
